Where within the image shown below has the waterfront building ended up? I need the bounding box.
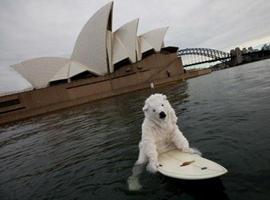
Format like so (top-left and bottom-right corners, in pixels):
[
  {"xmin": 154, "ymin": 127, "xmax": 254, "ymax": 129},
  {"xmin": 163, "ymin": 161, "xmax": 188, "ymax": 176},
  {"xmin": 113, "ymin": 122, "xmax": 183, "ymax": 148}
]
[{"xmin": 0, "ymin": 2, "xmax": 185, "ymax": 125}]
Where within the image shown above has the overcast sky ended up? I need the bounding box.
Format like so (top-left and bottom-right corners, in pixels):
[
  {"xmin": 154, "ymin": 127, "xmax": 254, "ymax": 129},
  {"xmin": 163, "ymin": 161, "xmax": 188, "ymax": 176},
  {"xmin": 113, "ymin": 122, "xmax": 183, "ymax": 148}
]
[{"xmin": 0, "ymin": 0, "xmax": 270, "ymax": 68}]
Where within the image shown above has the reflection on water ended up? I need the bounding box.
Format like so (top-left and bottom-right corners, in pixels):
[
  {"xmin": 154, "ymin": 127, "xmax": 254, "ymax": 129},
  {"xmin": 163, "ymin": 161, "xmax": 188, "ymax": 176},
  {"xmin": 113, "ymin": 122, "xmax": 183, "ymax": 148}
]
[{"xmin": 1, "ymin": 59, "xmax": 270, "ymax": 200}]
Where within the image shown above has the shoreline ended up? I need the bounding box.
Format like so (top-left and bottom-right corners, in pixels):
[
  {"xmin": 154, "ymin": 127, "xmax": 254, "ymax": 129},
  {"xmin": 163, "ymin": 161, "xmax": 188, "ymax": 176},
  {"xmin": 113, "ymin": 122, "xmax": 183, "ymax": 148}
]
[{"xmin": 0, "ymin": 63, "xmax": 211, "ymax": 126}]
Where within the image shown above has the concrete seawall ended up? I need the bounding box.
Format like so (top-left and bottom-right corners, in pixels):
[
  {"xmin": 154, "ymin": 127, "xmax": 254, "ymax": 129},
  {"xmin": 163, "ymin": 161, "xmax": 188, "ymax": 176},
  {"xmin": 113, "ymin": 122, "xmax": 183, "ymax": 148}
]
[{"xmin": 184, "ymin": 68, "xmax": 212, "ymax": 79}]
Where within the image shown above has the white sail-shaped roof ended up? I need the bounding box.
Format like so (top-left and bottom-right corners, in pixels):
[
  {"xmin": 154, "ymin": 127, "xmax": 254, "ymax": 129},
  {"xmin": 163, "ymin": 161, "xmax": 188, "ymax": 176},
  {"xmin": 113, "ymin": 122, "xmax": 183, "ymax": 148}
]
[
  {"xmin": 107, "ymin": 30, "xmax": 113, "ymax": 73},
  {"xmin": 49, "ymin": 61, "xmax": 90, "ymax": 82},
  {"xmin": 138, "ymin": 27, "xmax": 168, "ymax": 57},
  {"xmin": 71, "ymin": 2, "xmax": 113, "ymax": 75},
  {"xmin": 11, "ymin": 58, "xmax": 94, "ymax": 89},
  {"xmin": 11, "ymin": 57, "xmax": 70, "ymax": 89},
  {"xmin": 136, "ymin": 37, "xmax": 142, "ymax": 61},
  {"xmin": 112, "ymin": 19, "xmax": 139, "ymax": 67},
  {"xmin": 112, "ymin": 35, "xmax": 129, "ymax": 65},
  {"xmin": 138, "ymin": 37, "xmax": 153, "ymax": 54},
  {"xmin": 0, "ymin": 67, "xmax": 33, "ymax": 97}
]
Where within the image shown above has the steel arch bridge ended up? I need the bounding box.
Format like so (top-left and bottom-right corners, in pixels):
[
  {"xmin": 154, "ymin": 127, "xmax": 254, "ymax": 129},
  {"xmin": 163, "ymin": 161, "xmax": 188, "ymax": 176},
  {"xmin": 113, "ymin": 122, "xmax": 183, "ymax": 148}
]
[{"xmin": 177, "ymin": 48, "xmax": 231, "ymax": 67}]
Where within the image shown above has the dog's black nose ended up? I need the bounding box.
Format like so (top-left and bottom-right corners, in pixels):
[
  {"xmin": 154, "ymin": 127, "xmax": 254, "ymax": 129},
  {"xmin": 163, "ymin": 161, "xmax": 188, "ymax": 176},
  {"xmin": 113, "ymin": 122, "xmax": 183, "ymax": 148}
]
[{"xmin": 159, "ymin": 111, "xmax": 166, "ymax": 119}]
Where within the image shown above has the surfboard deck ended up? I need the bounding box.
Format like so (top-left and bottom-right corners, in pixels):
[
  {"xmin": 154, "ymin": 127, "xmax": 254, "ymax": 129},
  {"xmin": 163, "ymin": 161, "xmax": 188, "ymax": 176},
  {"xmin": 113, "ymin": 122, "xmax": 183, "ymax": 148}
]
[{"xmin": 158, "ymin": 150, "xmax": 228, "ymax": 180}]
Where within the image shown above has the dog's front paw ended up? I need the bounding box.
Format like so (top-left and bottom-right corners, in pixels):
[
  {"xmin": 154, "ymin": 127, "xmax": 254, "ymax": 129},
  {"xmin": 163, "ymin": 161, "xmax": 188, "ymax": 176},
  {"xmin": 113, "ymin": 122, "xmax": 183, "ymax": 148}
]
[
  {"xmin": 146, "ymin": 162, "xmax": 158, "ymax": 173},
  {"xmin": 184, "ymin": 147, "xmax": 202, "ymax": 156},
  {"xmin": 127, "ymin": 175, "xmax": 142, "ymax": 191},
  {"xmin": 192, "ymin": 148, "xmax": 202, "ymax": 156}
]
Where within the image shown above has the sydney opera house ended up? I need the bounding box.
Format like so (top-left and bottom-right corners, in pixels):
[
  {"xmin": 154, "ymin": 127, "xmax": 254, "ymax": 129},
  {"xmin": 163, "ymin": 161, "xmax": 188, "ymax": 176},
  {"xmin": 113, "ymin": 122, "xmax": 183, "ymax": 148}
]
[{"xmin": 0, "ymin": 2, "xmax": 185, "ymax": 125}]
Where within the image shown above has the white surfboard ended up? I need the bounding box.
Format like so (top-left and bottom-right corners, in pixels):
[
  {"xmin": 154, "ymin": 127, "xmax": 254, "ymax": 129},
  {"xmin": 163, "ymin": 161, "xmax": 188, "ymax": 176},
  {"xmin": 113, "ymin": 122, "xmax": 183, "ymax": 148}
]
[{"xmin": 158, "ymin": 150, "xmax": 228, "ymax": 180}]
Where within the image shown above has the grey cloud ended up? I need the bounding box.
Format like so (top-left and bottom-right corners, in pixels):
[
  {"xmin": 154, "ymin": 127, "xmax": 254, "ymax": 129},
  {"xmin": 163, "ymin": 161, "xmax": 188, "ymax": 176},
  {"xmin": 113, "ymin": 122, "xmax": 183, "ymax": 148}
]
[{"xmin": 0, "ymin": 0, "xmax": 270, "ymax": 68}]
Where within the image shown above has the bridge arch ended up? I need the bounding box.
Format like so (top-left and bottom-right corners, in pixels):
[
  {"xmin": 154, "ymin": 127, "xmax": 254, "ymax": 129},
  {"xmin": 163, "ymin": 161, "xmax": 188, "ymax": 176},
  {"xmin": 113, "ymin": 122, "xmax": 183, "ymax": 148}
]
[
  {"xmin": 177, "ymin": 48, "xmax": 231, "ymax": 67},
  {"xmin": 178, "ymin": 48, "xmax": 230, "ymax": 59}
]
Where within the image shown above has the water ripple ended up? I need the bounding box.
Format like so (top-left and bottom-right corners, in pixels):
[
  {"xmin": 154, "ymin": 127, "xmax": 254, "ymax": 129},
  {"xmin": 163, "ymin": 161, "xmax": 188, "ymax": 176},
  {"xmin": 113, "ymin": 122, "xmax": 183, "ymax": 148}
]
[{"xmin": 1, "ymin": 60, "xmax": 270, "ymax": 200}]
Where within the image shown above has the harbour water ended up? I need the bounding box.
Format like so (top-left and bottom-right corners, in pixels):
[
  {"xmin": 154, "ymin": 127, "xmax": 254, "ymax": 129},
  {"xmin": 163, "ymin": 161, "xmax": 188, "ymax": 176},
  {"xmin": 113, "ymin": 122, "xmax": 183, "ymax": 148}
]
[{"xmin": 0, "ymin": 59, "xmax": 270, "ymax": 200}]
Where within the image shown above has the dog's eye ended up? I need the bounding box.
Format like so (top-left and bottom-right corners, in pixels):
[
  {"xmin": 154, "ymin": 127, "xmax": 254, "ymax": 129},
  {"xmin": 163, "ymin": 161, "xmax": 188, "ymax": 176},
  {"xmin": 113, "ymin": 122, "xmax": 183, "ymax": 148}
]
[
  {"xmin": 161, "ymin": 104, "xmax": 164, "ymax": 107},
  {"xmin": 153, "ymin": 109, "xmax": 156, "ymax": 112}
]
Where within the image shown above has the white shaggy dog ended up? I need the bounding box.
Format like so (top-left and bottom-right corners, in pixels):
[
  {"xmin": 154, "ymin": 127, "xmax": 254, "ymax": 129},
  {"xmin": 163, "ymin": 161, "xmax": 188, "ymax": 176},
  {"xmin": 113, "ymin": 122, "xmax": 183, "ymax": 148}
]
[{"xmin": 128, "ymin": 93, "xmax": 200, "ymax": 190}]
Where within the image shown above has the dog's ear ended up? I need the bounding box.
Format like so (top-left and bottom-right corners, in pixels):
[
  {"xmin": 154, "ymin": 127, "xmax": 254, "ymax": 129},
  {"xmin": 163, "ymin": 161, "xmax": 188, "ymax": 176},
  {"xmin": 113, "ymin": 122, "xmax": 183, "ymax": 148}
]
[
  {"xmin": 143, "ymin": 104, "xmax": 148, "ymax": 112},
  {"xmin": 163, "ymin": 94, "xmax": 167, "ymax": 101}
]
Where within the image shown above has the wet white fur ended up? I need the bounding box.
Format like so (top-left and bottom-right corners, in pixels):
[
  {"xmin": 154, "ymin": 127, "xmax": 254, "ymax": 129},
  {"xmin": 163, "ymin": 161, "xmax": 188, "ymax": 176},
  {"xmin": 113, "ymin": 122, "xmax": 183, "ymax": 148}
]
[
  {"xmin": 137, "ymin": 93, "xmax": 199, "ymax": 173},
  {"xmin": 128, "ymin": 93, "xmax": 200, "ymax": 191}
]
